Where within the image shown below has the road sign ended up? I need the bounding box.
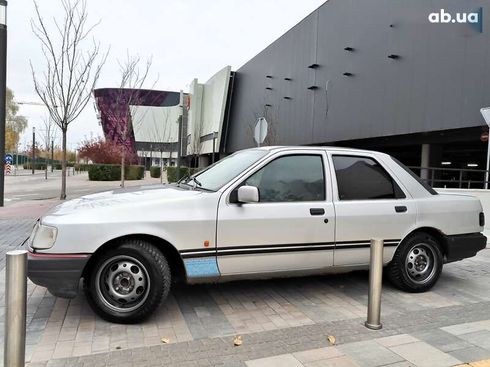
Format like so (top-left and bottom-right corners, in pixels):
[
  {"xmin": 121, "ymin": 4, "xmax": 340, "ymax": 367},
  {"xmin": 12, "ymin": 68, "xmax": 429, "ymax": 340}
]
[
  {"xmin": 4, "ymin": 154, "xmax": 13, "ymax": 165},
  {"xmin": 254, "ymin": 117, "xmax": 268, "ymax": 147}
]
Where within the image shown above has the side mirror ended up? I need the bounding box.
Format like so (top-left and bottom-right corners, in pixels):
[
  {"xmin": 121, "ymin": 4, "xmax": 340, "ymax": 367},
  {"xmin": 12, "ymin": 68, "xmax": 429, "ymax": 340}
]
[{"xmin": 237, "ymin": 186, "xmax": 259, "ymax": 203}]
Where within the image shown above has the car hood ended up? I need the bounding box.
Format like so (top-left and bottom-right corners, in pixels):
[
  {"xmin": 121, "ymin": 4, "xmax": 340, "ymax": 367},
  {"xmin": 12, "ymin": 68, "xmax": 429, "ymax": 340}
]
[{"xmin": 45, "ymin": 184, "xmax": 203, "ymax": 217}]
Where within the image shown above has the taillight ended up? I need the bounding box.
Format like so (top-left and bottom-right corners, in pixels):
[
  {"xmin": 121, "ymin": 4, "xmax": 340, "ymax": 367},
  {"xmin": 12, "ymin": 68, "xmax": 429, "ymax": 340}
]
[{"xmin": 479, "ymin": 212, "xmax": 485, "ymax": 227}]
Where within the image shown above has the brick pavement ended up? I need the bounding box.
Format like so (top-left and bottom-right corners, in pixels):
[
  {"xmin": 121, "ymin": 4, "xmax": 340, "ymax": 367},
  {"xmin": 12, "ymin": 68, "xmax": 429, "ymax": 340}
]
[{"xmin": 0, "ymin": 211, "xmax": 490, "ymax": 366}]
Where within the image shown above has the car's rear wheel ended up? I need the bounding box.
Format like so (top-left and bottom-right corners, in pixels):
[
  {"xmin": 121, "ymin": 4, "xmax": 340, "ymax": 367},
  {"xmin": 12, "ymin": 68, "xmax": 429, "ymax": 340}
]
[
  {"xmin": 387, "ymin": 232, "xmax": 443, "ymax": 292},
  {"xmin": 85, "ymin": 239, "xmax": 171, "ymax": 323}
]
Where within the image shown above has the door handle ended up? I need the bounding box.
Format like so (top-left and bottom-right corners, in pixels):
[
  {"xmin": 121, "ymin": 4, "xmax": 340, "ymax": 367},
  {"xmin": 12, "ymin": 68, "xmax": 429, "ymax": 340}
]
[
  {"xmin": 310, "ymin": 208, "xmax": 325, "ymax": 216},
  {"xmin": 395, "ymin": 206, "xmax": 407, "ymax": 213}
]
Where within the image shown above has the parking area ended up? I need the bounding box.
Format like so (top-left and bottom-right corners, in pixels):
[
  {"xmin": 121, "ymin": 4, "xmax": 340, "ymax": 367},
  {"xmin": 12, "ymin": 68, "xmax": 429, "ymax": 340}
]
[{"xmin": 1, "ymin": 216, "xmax": 490, "ymax": 366}]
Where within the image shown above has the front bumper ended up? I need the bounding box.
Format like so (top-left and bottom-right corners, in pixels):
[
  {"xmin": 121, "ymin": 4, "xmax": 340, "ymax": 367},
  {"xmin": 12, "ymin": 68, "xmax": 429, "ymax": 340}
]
[
  {"xmin": 28, "ymin": 251, "xmax": 90, "ymax": 298},
  {"xmin": 444, "ymin": 233, "xmax": 487, "ymax": 263}
]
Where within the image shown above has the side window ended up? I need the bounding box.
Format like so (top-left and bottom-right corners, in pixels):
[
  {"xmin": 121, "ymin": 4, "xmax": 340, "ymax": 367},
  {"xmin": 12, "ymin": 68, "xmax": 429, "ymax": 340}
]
[
  {"xmin": 332, "ymin": 155, "xmax": 405, "ymax": 200},
  {"xmin": 244, "ymin": 155, "xmax": 325, "ymax": 202}
]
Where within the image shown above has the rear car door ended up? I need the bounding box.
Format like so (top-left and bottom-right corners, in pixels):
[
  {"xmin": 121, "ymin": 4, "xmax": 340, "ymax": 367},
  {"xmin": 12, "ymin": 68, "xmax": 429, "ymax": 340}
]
[
  {"xmin": 329, "ymin": 153, "xmax": 417, "ymax": 266},
  {"xmin": 216, "ymin": 150, "xmax": 335, "ymax": 275}
]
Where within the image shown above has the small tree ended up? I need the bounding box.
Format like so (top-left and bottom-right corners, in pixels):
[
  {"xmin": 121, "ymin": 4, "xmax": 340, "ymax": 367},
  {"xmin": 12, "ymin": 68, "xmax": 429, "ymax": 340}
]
[
  {"xmin": 5, "ymin": 88, "xmax": 28, "ymax": 157},
  {"xmin": 78, "ymin": 137, "xmax": 122, "ymax": 164},
  {"xmin": 30, "ymin": 0, "xmax": 108, "ymax": 199},
  {"xmin": 40, "ymin": 116, "xmax": 58, "ymax": 179},
  {"xmin": 104, "ymin": 53, "xmax": 155, "ymax": 187},
  {"xmin": 248, "ymin": 103, "xmax": 280, "ymax": 147},
  {"xmin": 148, "ymin": 109, "xmax": 174, "ymax": 183},
  {"xmin": 188, "ymin": 107, "xmax": 204, "ymax": 167}
]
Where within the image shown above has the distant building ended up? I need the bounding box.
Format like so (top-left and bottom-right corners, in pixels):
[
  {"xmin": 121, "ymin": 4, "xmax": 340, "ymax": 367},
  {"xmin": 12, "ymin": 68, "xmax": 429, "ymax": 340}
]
[
  {"xmin": 93, "ymin": 88, "xmax": 181, "ymax": 167},
  {"xmin": 96, "ymin": 0, "xmax": 490, "ymax": 188},
  {"xmin": 94, "ymin": 66, "xmax": 233, "ymax": 168}
]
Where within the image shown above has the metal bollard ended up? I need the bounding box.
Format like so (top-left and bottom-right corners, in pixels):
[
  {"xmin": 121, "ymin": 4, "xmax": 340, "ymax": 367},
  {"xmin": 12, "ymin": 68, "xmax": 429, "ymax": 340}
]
[
  {"xmin": 4, "ymin": 250, "xmax": 27, "ymax": 367},
  {"xmin": 365, "ymin": 238, "xmax": 384, "ymax": 330}
]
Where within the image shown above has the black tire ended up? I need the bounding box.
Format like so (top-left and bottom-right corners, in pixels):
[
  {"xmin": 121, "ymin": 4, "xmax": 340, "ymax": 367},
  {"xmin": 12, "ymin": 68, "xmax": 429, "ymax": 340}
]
[
  {"xmin": 84, "ymin": 239, "xmax": 171, "ymax": 323},
  {"xmin": 387, "ymin": 232, "xmax": 443, "ymax": 292}
]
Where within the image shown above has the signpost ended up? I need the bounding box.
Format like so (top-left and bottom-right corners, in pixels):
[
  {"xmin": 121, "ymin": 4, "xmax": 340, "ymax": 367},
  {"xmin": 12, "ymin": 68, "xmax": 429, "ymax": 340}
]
[
  {"xmin": 4, "ymin": 153, "xmax": 12, "ymax": 175},
  {"xmin": 254, "ymin": 117, "xmax": 268, "ymax": 147}
]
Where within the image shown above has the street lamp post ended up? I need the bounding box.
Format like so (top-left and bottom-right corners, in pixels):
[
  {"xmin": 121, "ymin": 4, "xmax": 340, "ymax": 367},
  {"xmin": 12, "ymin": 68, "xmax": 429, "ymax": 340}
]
[
  {"xmin": 32, "ymin": 127, "xmax": 36, "ymax": 175},
  {"xmin": 480, "ymin": 108, "xmax": 490, "ymax": 189},
  {"xmin": 0, "ymin": 0, "xmax": 7, "ymax": 207}
]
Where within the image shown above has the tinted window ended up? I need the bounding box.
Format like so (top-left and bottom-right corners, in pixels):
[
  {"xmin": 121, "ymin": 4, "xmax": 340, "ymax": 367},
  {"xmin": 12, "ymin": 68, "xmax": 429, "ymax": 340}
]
[
  {"xmin": 245, "ymin": 155, "xmax": 325, "ymax": 202},
  {"xmin": 332, "ymin": 155, "xmax": 405, "ymax": 200}
]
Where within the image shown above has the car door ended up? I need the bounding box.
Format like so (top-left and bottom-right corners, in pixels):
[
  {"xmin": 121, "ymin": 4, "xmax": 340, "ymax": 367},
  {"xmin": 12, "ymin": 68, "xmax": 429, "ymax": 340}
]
[
  {"xmin": 216, "ymin": 150, "xmax": 335, "ymax": 275},
  {"xmin": 329, "ymin": 153, "xmax": 417, "ymax": 266}
]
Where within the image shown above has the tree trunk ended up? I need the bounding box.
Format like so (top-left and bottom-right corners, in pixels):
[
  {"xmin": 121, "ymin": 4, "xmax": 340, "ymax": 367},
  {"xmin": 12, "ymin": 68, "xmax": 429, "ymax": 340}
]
[
  {"xmin": 45, "ymin": 149, "xmax": 48, "ymax": 180},
  {"xmin": 160, "ymin": 150, "xmax": 163, "ymax": 184},
  {"xmin": 60, "ymin": 127, "xmax": 67, "ymax": 200},
  {"xmin": 120, "ymin": 147, "xmax": 125, "ymax": 188}
]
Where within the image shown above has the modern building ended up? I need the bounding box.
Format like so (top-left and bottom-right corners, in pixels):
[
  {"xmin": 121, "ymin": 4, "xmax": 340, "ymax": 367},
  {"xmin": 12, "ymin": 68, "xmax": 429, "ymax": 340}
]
[
  {"xmin": 94, "ymin": 66, "xmax": 233, "ymax": 168},
  {"xmin": 224, "ymin": 0, "xmax": 490, "ymax": 186},
  {"xmin": 95, "ymin": 0, "xmax": 490, "ymax": 187},
  {"xmin": 93, "ymin": 88, "xmax": 181, "ymax": 167}
]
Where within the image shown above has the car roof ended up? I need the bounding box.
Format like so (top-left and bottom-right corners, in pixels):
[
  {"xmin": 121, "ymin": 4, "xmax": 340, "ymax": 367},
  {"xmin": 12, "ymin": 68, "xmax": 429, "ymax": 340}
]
[{"xmin": 252, "ymin": 145, "xmax": 386, "ymax": 156}]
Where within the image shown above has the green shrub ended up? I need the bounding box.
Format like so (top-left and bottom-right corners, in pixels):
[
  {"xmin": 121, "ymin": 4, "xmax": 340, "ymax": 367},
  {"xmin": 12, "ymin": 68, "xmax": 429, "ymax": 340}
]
[
  {"xmin": 74, "ymin": 163, "xmax": 90, "ymax": 172},
  {"xmin": 53, "ymin": 162, "xmax": 76, "ymax": 170},
  {"xmin": 150, "ymin": 166, "xmax": 161, "ymax": 178},
  {"xmin": 88, "ymin": 164, "xmax": 120, "ymax": 181},
  {"xmin": 88, "ymin": 164, "xmax": 145, "ymax": 181},
  {"xmin": 22, "ymin": 163, "xmax": 46, "ymax": 170},
  {"xmin": 166, "ymin": 167, "xmax": 200, "ymax": 183},
  {"xmin": 125, "ymin": 165, "xmax": 144, "ymax": 180}
]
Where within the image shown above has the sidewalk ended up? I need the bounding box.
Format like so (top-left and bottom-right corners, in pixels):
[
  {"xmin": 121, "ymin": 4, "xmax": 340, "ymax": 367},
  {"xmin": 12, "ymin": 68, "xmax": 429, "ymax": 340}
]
[
  {"xmin": 1, "ymin": 188, "xmax": 490, "ymax": 366},
  {"xmin": 25, "ymin": 306, "xmax": 490, "ymax": 366}
]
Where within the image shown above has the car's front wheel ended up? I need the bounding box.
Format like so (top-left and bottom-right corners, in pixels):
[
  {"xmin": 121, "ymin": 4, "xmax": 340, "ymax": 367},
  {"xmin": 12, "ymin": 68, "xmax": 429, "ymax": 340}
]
[
  {"xmin": 84, "ymin": 239, "xmax": 171, "ymax": 323},
  {"xmin": 387, "ymin": 232, "xmax": 443, "ymax": 292}
]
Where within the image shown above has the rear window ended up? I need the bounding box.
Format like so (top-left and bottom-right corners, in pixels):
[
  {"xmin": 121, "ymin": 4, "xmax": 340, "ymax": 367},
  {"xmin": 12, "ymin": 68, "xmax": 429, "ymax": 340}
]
[
  {"xmin": 391, "ymin": 157, "xmax": 438, "ymax": 195},
  {"xmin": 332, "ymin": 155, "xmax": 405, "ymax": 200}
]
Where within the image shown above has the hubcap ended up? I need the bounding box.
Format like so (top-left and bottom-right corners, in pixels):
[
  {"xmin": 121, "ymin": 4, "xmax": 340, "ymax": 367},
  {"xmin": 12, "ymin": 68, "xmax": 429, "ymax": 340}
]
[
  {"xmin": 95, "ymin": 256, "xmax": 150, "ymax": 313},
  {"xmin": 405, "ymin": 243, "xmax": 437, "ymax": 284}
]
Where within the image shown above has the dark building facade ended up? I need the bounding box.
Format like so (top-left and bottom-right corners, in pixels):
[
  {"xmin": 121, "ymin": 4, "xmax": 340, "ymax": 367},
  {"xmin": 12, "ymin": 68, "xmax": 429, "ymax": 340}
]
[{"xmin": 226, "ymin": 0, "xmax": 490, "ymax": 181}]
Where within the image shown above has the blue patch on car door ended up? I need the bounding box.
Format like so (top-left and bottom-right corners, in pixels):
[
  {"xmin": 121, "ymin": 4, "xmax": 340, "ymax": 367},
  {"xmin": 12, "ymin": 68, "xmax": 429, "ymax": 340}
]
[{"xmin": 184, "ymin": 257, "xmax": 220, "ymax": 277}]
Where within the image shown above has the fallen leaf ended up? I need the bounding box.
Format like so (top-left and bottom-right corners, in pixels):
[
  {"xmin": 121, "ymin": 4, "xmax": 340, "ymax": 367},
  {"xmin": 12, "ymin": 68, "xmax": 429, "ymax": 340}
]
[
  {"xmin": 161, "ymin": 338, "xmax": 170, "ymax": 344},
  {"xmin": 327, "ymin": 335, "xmax": 336, "ymax": 345},
  {"xmin": 234, "ymin": 335, "xmax": 243, "ymax": 346}
]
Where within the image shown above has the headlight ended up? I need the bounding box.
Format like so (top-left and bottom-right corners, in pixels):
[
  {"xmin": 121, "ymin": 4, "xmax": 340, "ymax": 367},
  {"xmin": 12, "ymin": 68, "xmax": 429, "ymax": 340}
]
[{"xmin": 29, "ymin": 223, "xmax": 58, "ymax": 249}]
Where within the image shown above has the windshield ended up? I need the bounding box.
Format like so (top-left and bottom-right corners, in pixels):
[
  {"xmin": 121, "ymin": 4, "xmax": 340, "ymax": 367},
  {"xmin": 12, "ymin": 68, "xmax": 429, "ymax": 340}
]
[{"xmin": 187, "ymin": 149, "xmax": 268, "ymax": 191}]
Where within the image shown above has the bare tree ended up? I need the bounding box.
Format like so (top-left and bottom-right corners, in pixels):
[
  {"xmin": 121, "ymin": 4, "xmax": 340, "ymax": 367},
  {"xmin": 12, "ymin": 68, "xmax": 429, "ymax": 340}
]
[
  {"xmin": 188, "ymin": 111, "xmax": 204, "ymax": 167},
  {"xmin": 104, "ymin": 53, "xmax": 156, "ymax": 187},
  {"xmin": 40, "ymin": 116, "xmax": 59, "ymax": 180},
  {"xmin": 248, "ymin": 103, "xmax": 280, "ymax": 147},
  {"xmin": 145, "ymin": 109, "xmax": 174, "ymax": 183},
  {"xmin": 30, "ymin": 0, "xmax": 108, "ymax": 199}
]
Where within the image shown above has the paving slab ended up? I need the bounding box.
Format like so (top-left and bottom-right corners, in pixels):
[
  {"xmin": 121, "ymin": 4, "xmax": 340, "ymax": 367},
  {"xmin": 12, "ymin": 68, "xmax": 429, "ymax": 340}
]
[{"xmin": 390, "ymin": 341, "xmax": 463, "ymax": 367}]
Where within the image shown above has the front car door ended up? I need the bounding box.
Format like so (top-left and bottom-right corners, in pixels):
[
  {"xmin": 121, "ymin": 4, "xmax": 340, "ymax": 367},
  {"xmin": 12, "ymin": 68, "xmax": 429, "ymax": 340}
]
[
  {"xmin": 329, "ymin": 153, "xmax": 417, "ymax": 266},
  {"xmin": 217, "ymin": 150, "xmax": 335, "ymax": 276}
]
